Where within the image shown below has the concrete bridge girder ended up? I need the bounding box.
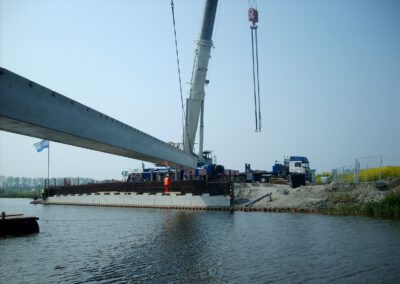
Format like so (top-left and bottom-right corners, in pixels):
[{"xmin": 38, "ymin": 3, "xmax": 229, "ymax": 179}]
[{"xmin": 0, "ymin": 68, "xmax": 197, "ymax": 169}]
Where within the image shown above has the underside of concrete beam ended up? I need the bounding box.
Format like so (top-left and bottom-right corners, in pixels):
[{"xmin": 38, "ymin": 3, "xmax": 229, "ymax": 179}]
[{"xmin": 0, "ymin": 67, "xmax": 197, "ymax": 169}]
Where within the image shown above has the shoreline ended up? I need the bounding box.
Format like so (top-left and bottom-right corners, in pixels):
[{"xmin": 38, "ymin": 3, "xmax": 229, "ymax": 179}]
[
  {"xmin": 2, "ymin": 181, "xmax": 400, "ymax": 218},
  {"xmin": 233, "ymin": 181, "xmax": 400, "ymax": 218}
]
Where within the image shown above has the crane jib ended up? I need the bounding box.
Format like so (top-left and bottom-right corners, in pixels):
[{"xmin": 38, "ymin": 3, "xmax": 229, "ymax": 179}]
[
  {"xmin": 200, "ymin": 0, "xmax": 218, "ymax": 42},
  {"xmin": 183, "ymin": 0, "xmax": 219, "ymax": 154}
]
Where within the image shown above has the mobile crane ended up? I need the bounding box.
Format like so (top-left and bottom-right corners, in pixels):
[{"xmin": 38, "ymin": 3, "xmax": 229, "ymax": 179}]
[
  {"xmin": 179, "ymin": 0, "xmax": 227, "ymax": 177},
  {"xmin": 126, "ymin": 0, "xmax": 223, "ymax": 183},
  {"xmin": 182, "ymin": 0, "xmax": 218, "ymax": 165}
]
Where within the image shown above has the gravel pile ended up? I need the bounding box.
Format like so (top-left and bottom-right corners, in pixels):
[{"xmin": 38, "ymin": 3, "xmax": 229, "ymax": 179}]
[{"xmin": 233, "ymin": 182, "xmax": 390, "ymax": 210}]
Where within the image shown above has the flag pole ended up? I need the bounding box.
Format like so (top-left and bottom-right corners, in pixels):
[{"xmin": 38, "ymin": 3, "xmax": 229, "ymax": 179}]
[{"xmin": 48, "ymin": 141, "xmax": 50, "ymax": 188}]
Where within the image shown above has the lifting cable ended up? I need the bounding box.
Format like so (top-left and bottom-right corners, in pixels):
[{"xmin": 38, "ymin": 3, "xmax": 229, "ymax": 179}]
[
  {"xmin": 170, "ymin": 0, "xmax": 187, "ymax": 140},
  {"xmin": 248, "ymin": 1, "xmax": 262, "ymax": 132}
]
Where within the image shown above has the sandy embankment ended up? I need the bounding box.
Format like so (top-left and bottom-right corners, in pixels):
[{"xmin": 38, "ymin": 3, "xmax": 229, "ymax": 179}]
[{"xmin": 233, "ymin": 182, "xmax": 392, "ymax": 210}]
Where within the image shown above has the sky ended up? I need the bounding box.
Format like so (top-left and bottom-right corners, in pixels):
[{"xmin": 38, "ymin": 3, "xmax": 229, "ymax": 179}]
[{"xmin": 0, "ymin": 0, "xmax": 399, "ymax": 180}]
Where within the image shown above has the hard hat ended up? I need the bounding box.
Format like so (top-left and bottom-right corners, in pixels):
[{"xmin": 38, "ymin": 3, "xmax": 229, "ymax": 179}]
[{"xmin": 166, "ymin": 174, "xmax": 169, "ymax": 177}]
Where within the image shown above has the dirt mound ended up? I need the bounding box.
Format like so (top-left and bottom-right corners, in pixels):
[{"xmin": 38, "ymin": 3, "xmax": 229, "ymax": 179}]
[{"xmin": 233, "ymin": 182, "xmax": 390, "ymax": 210}]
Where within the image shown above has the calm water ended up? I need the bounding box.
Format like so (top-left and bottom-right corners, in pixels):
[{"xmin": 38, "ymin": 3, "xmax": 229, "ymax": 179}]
[{"xmin": 1, "ymin": 198, "xmax": 400, "ymax": 283}]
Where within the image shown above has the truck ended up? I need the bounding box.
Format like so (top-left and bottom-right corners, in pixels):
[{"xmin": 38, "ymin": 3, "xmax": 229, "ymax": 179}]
[
  {"xmin": 244, "ymin": 156, "xmax": 314, "ymax": 188},
  {"xmin": 272, "ymin": 156, "xmax": 314, "ymax": 188}
]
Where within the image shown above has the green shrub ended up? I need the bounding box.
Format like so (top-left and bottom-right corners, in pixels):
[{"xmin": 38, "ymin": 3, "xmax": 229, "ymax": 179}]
[{"xmin": 365, "ymin": 193, "xmax": 400, "ymax": 218}]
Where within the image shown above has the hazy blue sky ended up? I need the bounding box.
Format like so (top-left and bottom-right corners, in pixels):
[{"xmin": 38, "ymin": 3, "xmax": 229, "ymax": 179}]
[{"xmin": 1, "ymin": 0, "xmax": 399, "ymax": 180}]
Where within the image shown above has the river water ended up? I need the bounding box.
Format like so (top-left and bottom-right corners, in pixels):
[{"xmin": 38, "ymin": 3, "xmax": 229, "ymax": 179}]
[{"xmin": 1, "ymin": 198, "xmax": 400, "ymax": 283}]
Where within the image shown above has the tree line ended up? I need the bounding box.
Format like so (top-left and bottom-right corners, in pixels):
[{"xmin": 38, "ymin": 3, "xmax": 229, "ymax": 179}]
[{"xmin": 0, "ymin": 176, "xmax": 97, "ymax": 191}]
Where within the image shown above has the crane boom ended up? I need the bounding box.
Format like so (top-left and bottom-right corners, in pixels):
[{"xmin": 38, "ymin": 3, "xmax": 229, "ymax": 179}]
[{"xmin": 183, "ymin": 0, "xmax": 218, "ymax": 155}]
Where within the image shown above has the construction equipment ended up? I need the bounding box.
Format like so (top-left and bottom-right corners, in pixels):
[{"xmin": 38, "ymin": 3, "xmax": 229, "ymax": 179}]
[
  {"xmin": 272, "ymin": 156, "xmax": 313, "ymax": 188},
  {"xmin": 248, "ymin": 2, "xmax": 262, "ymax": 132},
  {"xmin": 128, "ymin": 1, "xmax": 264, "ymax": 181},
  {"xmin": 123, "ymin": 0, "xmax": 232, "ymax": 183},
  {"xmin": 244, "ymin": 156, "xmax": 314, "ymax": 188},
  {"xmin": 177, "ymin": 0, "xmax": 264, "ymax": 167},
  {"xmin": 182, "ymin": 0, "xmax": 218, "ymax": 161}
]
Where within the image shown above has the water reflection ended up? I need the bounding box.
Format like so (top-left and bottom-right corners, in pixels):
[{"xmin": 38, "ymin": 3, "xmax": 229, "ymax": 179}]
[{"xmin": 111, "ymin": 210, "xmax": 233, "ymax": 283}]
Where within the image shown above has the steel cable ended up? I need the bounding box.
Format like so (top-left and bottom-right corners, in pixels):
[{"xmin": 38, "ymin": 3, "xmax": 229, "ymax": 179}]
[{"xmin": 170, "ymin": 0, "xmax": 187, "ymax": 140}]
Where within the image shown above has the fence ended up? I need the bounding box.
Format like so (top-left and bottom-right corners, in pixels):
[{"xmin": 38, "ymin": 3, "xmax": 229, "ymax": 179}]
[
  {"xmin": 355, "ymin": 155, "xmax": 383, "ymax": 183},
  {"xmin": 332, "ymin": 154, "xmax": 383, "ymax": 184},
  {"xmin": 332, "ymin": 164, "xmax": 356, "ymax": 183}
]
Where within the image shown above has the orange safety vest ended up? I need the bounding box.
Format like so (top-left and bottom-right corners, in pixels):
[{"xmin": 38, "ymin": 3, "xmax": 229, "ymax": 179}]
[{"xmin": 164, "ymin": 176, "xmax": 171, "ymax": 186}]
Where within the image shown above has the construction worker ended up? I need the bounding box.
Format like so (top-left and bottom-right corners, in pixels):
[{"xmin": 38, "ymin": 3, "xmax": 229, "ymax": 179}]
[{"xmin": 164, "ymin": 174, "xmax": 171, "ymax": 193}]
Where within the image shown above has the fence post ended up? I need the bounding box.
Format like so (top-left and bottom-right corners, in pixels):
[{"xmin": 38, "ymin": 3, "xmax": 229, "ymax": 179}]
[{"xmin": 354, "ymin": 159, "xmax": 360, "ymax": 184}]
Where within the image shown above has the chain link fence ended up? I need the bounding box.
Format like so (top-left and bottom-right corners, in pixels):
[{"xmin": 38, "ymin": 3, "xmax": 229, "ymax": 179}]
[
  {"xmin": 332, "ymin": 154, "xmax": 383, "ymax": 184},
  {"xmin": 355, "ymin": 155, "xmax": 383, "ymax": 183},
  {"xmin": 332, "ymin": 164, "xmax": 356, "ymax": 183}
]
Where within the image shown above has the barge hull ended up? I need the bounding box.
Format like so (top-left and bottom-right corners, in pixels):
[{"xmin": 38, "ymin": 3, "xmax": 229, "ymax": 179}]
[
  {"xmin": 45, "ymin": 192, "xmax": 231, "ymax": 208},
  {"xmin": 44, "ymin": 180, "xmax": 233, "ymax": 208},
  {"xmin": 0, "ymin": 216, "xmax": 39, "ymax": 236}
]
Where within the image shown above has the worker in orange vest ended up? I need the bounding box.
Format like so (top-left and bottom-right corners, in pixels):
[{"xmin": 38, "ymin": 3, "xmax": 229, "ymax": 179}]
[{"xmin": 164, "ymin": 174, "xmax": 171, "ymax": 193}]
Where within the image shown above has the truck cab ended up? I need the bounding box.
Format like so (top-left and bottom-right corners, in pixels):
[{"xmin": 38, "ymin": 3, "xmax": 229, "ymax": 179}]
[{"xmin": 288, "ymin": 156, "xmax": 310, "ymax": 175}]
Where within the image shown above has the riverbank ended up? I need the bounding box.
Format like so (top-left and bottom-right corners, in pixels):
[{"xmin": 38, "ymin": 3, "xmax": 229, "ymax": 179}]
[
  {"xmin": 233, "ymin": 180, "xmax": 400, "ymax": 218},
  {"xmin": 3, "ymin": 181, "xmax": 400, "ymax": 218}
]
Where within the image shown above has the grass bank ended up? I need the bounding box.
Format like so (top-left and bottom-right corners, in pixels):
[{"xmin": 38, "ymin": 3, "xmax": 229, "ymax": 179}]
[
  {"xmin": 322, "ymin": 193, "xmax": 400, "ymax": 218},
  {"xmin": 364, "ymin": 193, "xmax": 400, "ymax": 218}
]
